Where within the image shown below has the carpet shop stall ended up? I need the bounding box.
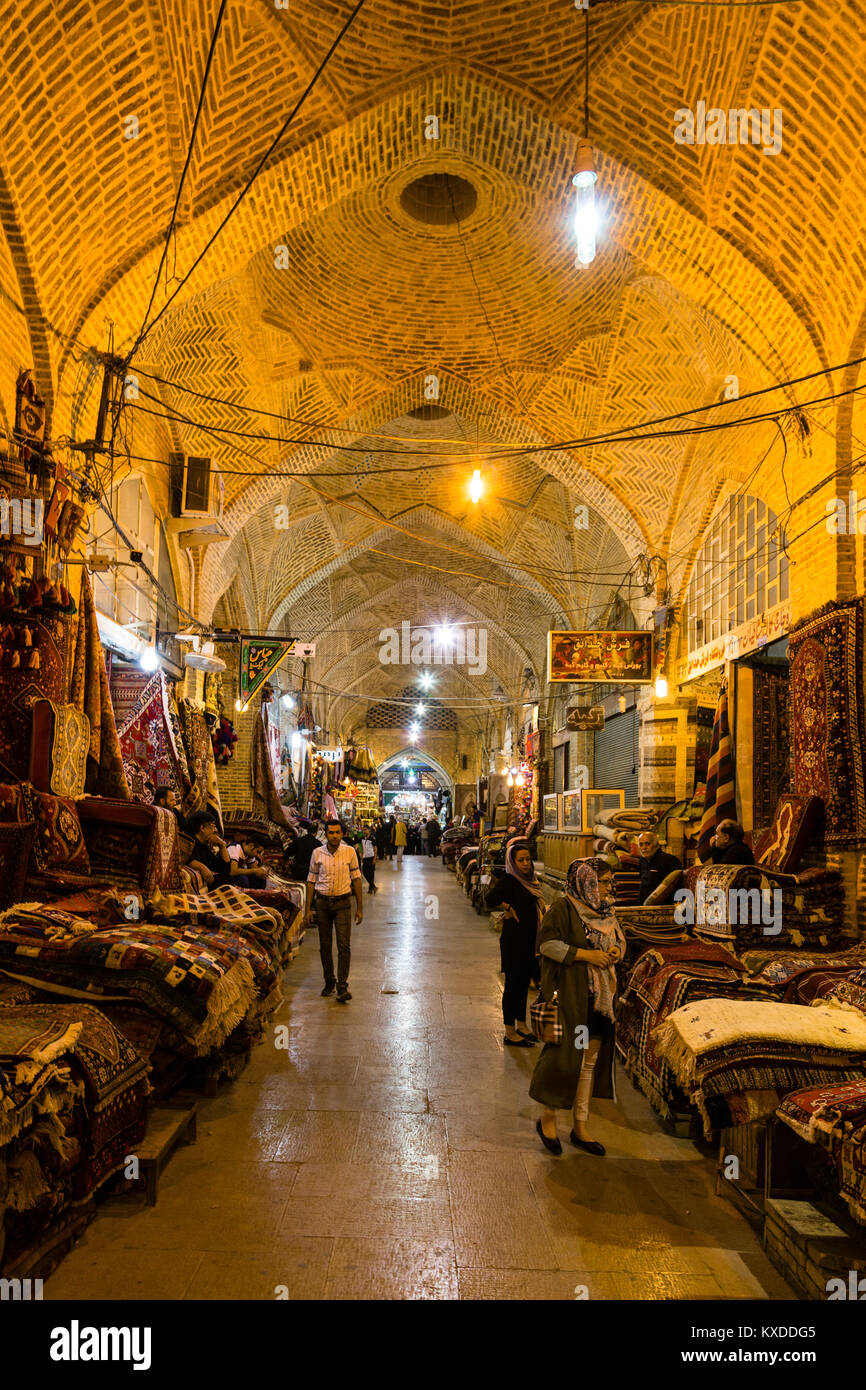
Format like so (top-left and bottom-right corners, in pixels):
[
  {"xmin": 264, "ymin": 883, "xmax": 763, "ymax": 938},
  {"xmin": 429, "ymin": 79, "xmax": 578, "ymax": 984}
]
[
  {"xmin": 0, "ymin": 425, "xmax": 307, "ymax": 1277},
  {"xmin": 609, "ymin": 599, "xmax": 866, "ymax": 1295}
]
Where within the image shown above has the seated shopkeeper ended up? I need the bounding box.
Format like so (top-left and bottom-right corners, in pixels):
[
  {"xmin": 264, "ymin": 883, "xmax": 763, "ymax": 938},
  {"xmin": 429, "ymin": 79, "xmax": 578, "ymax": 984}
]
[
  {"xmin": 153, "ymin": 785, "xmax": 186, "ymax": 833},
  {"xmin": 704, "ymin": 818, "xmax": 755, "ymax": 866},
  {"xmin": 635, "ymin": 831, "xmax": 682, "ymax": 903},
  {"xmin": 186, "ymin": 811, "xmax": 268, "ymax": 889}
]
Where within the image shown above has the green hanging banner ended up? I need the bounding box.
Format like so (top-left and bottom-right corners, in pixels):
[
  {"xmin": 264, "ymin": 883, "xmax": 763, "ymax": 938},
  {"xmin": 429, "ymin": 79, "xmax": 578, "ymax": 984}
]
[{"xmin": 239, "ymin": 638, "xmax": 296, "ymax": 703}]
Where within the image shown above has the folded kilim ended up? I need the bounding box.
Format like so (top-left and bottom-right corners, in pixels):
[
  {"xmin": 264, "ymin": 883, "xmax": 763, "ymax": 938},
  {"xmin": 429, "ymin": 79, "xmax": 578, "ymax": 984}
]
[
  {"xmin": 0, "ymin": 1003, "xmax": 150, "ymax": 1197},
  {"xmin": 738, "ymin": 945, "xmax": 866, "ymax": 1000},
  {"xmin": 0, "ymin": 917, "xmax": 258, "ymax": 1056},
  {"xmin": 148, "ymin": 885, "xmax": 290, "ymax": 966},
  {"xmin": 656, "ymin": 999, "xmax": 866, "ymax": 1138}
]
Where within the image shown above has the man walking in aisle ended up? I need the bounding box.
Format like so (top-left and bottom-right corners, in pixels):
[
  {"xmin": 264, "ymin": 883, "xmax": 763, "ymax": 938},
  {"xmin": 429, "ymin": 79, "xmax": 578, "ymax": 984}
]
[
  {"xmin": 394, "ymin": 816, "xmax": 407, "ymax": 868},
  {"xmin": 305, "ymin": 820, "xmax": 363, "ymax": 1003},
  {"xmin": 361, "ymin": 829, "xmax": 378, "ymax": 893}
]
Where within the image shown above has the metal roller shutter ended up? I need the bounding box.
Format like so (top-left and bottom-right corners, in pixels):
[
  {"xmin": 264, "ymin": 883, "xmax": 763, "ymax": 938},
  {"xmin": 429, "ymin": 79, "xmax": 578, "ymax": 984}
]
[{"xmin": 593, "ymin": 710, "xmax": 639, "ymax": 802}]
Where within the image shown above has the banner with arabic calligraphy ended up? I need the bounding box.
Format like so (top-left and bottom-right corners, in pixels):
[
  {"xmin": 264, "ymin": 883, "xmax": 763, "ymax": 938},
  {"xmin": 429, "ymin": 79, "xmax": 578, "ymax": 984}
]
[
  {"xmin": 547, "ymin": 631, "xmax": 654, "ymax": 684},
  {"xmin": 240, "ymin": 638, "xmax": 296, "ymax": 702}
]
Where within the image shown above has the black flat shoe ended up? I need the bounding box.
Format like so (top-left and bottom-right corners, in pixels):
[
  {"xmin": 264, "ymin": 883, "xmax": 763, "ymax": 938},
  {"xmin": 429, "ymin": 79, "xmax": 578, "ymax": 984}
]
[
  {"xmin": 336, "ymin": 990, "xmax": 352, "ymax": 1003},
  {"xmin": 321, "ymin": 982, "xmax": 336, "ymax": 997},
  {"xmin": 515, "ymin": 1031, "xmax": 537, "ymax": 1044},
  {"xmin": 504, "ymin": 1035, "xmax": 534, "ymax": 1047},
  {"xmin": 569, "ymin": 1130, "xmax": 606, "ymax": 1156},
  {"xmin": 536, "ymin": 1119, "xmax": 562, "ymax": 1155}
]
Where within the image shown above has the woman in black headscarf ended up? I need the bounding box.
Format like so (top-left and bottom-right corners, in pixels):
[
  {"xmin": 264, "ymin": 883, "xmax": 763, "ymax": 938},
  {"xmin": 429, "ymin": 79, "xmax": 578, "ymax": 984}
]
[
  {"xmin": 529, "ymin": 858, "xmax": 625, "ymax": 1156},
  {"xmin": 485, "ymin": 837, "xmax": 546, "ymax": 1046}
]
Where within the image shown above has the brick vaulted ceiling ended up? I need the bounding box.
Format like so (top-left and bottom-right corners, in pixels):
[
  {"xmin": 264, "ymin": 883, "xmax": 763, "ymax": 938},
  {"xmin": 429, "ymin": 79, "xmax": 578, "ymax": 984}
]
[{"xmin": 2, "ymin": 0, "xmax": 864, "ymax": 730}]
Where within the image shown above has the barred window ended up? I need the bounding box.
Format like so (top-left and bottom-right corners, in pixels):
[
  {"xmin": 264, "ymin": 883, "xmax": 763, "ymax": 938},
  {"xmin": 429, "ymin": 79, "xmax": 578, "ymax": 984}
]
[{"xmin": 686, "ymin": 494, "xmax": 789, "ymax": 650}]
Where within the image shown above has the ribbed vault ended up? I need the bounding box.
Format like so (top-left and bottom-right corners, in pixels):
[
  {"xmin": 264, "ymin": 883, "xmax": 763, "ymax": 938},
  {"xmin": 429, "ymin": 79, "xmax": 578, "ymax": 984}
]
[{"xmin": 1, "ymin": 0, "xmax": 861, "ymax": 747}]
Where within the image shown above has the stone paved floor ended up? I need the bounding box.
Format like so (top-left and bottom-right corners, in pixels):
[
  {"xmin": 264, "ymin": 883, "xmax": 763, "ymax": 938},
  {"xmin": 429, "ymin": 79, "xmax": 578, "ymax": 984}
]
[{"xmin": 46, "ymin": 855, "xmax": 795, "ymax": 1300}]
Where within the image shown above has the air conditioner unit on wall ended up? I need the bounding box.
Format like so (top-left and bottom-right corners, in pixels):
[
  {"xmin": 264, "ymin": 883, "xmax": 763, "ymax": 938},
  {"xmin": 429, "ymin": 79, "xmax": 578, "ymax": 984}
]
[{"xmin": 165, "ymin": 453, "xmax": 228, "ymax": 547}]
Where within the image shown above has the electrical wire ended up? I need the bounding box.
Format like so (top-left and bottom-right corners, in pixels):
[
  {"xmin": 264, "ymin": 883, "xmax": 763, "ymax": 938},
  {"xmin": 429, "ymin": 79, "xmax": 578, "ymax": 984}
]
[
  {"xmin": 124, "ymin": 372, "xmax": 866, "ymax": 462},
  {"xmin": 125, "ymin": 352, "xmax": 866, "ymax": 460},
  {"xmin": 127, "ymin": 0, "xmax": 228, "ymax": 360},
  {"xmin": 127, "ymin": 0, "xmax": 369, "ymax": 358}
]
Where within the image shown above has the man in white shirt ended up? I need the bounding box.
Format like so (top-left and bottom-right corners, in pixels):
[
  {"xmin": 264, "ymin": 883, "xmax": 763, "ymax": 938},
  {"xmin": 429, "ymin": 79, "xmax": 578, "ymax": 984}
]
[
  {"xmin": 306, "ymin": 820, "xmax": 363, "ymax": 1002},
  {"xmin": 361, "ymin": 832, "xmax": 377, "ymax": 894}
]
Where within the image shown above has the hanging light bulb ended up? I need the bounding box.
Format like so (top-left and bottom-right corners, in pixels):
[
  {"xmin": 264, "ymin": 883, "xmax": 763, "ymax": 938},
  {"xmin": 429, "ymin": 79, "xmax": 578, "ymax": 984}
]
[
  {"xmin": 420, "ymin": 672, "xmax": 433, "ymax": 691},
  {"xmin": 469, "ymin": 468, "xmax": 483, "ymax": 504},
  {"xmin": 506, "ymin": 771, "xmax": 514, "ymax": 787},
  {"xmin": 573, "ymin": 143, "xmax": 598, "ymax": 268},
  {"xmin": 618, "ymin": 694, "xmax": 627, "ymax": 714},
  {"xmin": 655, "ymin": 674, "xmax": 668, "ymax": 698},
  {"xmin": 515, "ymin": 772, "xmax": 525, "ymax": 788},
  {"xmin": 415, "ymin": 702, "xmax": 425, "ymax": 716},
  {"xmin": 235, "ymin": 697, "xmax": 243, "ymax": 712}
]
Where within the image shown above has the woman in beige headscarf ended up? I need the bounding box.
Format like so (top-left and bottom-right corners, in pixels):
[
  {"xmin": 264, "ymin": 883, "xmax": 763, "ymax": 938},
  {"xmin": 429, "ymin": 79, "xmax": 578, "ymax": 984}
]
[{"xmin": 529, "ymin": 858, "xmax": 625, "ymax": 1156}]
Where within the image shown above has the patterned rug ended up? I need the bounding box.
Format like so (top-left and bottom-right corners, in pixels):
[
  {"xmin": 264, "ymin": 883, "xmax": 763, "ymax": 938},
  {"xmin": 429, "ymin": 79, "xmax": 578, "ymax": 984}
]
[
  {"xmin": 28, "ymin": 700, "xmax": 90, "ymax": 799},
  {"xmin": 0, "ymin": 1010, "xmax": 82, "ymax": 1070},
  {"xmin": 115, "ymin": 673, "xmax": 177, "ymax": 801},
  {"xmin": 0, "ymin": 616, "xmax": 70, "ymax": 783},
  {"xmin": 788, "ymin": 599, "xmax": 866, "ymax": 843},
  {"xmin": 693, "ymin": 703, "xmax": 716, "ymax": 794},
  {"xmin": 778, "ymin": 1080, "xmax": 866, "ymax": 1225},
  {"xmin": 753, "ymin": 794, "xmax": 823, "ymax": 873},
  {"xmin": 697, "ymin": 682, "xmax": 735, "ymax": 863},
  {"xmin": 0, "ymin": 1003, "xmax": 149, "ymax": 1162},
  {"xmin": 250, "ymin": 706, "xmax": 294, "ymax": 830},
  {"xmin": 178, "ymin": 700, "xmax": 221, "ymax": 825},
  {"xmin": 752, "ymin": 666, "xmax": 790, "ymax": 828},
  {"xmin": 739, "ymin": 945, "xmax": 866, "ymax": 998}
]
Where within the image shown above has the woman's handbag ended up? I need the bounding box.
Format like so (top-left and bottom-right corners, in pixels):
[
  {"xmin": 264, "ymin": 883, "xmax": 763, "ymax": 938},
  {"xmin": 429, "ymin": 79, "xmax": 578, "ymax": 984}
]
[{"xmin": 530, "ymin": 989, "xmax": 562, "ymax": 1045}]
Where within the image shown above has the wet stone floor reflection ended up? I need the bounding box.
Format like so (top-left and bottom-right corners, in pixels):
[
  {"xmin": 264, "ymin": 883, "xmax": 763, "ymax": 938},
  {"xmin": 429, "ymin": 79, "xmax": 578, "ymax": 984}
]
[{"xmin": 45, "ymin": 857, "xmax": 795, "ymax": 1301}]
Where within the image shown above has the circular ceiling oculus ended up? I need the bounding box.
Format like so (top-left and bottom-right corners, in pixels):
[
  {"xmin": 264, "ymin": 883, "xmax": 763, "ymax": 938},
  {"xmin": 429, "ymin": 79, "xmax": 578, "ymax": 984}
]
[{"xmin": 399, "ymin": 172, "xmax": 478, "ymax": 226}]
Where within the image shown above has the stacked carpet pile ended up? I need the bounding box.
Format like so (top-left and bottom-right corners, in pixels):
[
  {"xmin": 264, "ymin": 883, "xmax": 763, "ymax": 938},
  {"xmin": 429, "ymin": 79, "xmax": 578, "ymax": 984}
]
[
  {"xmin": 149, "ymin": 884, "xmax": 294, "ymax": 976},
  {"xmin": 615, "ymin": 940, "xmax": 748, "ymax": 1123},
  {"xmin": 590, "ymin": 806, "xmax": 686, "ymax": 912},
  {"xmin": 0, "ymin": 996, "xmax": 150, "ymax": 1276},
  {"xmin": 737, "ymin": 945, "xmax": 866, "ymax": 1002},
  {"xmin": 592, "ymin": 806, "xmax": 659, "ymax": 870},
  {"xmin": 0, "ymin": 905, "xmax": 259, "ymax": 1058},
  {"xmin": 778, "ymin": 1077, "xmax": 866, "ymax": 1227},
  {"xmin": 617, "ymin": 903, "xmax": 688, "ymax": 946},
  {"xmin": 691, "ymin": 866, "xmax": 844, "ymax": 951},
  {"xmin": 655, "ymin": 997, "xmax": 866, "ymax": 1139}
]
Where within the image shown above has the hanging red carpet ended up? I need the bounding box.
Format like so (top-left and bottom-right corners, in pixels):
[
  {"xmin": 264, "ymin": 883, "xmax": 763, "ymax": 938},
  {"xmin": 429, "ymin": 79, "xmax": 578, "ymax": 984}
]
[
  {"xmin": 115, "ymin": 672, "xmax": 177, "ymax": 801},
  {"xmin": 788, "ymin": 598, "xmax": 866, "ymax": 843},
  {"xmin": 696, "ymin": 680, "xmax": 735, "ymax": 863}
]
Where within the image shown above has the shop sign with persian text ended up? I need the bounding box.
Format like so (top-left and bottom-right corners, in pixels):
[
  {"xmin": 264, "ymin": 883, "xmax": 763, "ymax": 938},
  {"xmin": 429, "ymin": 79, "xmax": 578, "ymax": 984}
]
[
  {"xmin": 547, "ymin": 631, "xmax": 654, "ymax": 684},
  {"xmin": 678, "ymin": 601, "xmax": 790, "ymax": 682}
]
